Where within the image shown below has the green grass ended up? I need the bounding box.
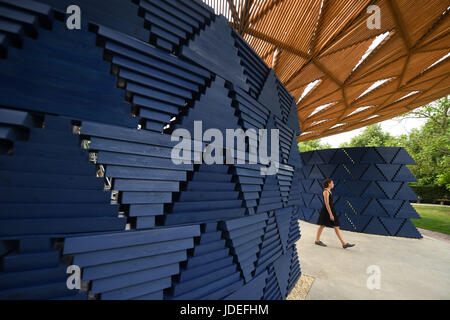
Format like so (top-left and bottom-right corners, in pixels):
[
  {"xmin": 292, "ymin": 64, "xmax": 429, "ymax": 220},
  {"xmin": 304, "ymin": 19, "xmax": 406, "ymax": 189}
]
[{"xmin": 411, "ymin": 204, "xmax": 450, "ymax": 235}]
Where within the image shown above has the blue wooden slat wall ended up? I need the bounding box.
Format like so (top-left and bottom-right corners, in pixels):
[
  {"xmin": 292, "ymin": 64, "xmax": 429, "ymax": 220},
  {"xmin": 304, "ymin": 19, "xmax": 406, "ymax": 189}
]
[
  {"xmin": 0, "ymin": 0, "xmax": 303, "ymax": 300},
  {"xmin": 298, "ymin": 147, "xmax": 422, "ymax": 239}
]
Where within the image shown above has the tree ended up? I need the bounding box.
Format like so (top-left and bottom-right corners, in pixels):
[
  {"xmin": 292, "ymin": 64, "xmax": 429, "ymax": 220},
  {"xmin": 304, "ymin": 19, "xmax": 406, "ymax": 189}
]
[
  {"xmin": 298, "ymin": 139, "xmax": 331, "ymax": 152},
  {"xmin": 396, "ymin": 96, "xmax": 450, "ymax": 187},
  {"xmin": 339, "ymin": 124, "xmax": 401, "ymax": 148}
]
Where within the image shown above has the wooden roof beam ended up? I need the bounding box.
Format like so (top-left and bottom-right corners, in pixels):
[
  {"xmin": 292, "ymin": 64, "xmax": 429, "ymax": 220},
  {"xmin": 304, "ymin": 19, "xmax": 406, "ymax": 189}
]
[
  {"xmin": 239, "ymin": 0, "xmax": 254, "ymax": 34},
  {"xmin": 247, "ymin": 0, "xmax": 286, "ymax": 28},
  {"xmin": 244, "ymin": 27, "xmax": 310, "ymax": 59},
  {"xmin": 387, "ymin": 0, "xmax": 412, "ymax": 49},
  {"xmin": 227, "ymin": 0, "xmax": 240, "ymax": 29}
]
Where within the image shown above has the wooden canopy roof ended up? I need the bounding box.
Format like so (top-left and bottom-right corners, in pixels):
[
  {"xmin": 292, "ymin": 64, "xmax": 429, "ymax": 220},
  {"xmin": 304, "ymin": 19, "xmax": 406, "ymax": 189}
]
[{"xmin": 202, "ymin": 0, "xmax": 450, "ymax": 141}]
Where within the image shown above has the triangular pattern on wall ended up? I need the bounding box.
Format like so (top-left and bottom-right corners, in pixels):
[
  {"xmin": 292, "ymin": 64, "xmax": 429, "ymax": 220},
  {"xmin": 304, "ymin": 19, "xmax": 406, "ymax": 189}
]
[{"xmin": 299, "ymin": 147, "xmax": 422, "ymax": 238}]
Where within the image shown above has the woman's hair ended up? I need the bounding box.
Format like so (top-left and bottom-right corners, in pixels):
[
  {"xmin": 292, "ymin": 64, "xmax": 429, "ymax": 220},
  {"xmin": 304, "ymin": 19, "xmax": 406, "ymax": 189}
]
[{"xmin": 323, "ymin": 178, "xmax": 333, "ymax": 189}]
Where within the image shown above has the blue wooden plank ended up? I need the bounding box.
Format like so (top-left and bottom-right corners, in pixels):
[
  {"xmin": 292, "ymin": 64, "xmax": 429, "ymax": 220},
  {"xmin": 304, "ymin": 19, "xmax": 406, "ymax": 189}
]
[
  {"xmin": 171, "ymin": 272, "xmax": 241, "ymax": 300},
  {"xmin": 144, "ymin": 119, "xmax": 163, "ymax": 131},
  {"xmin": 121, "ymin": 191, "xmax": 172, "ymax": 204},
  {"xmin": 80, "ymin": 121, "xmax": 175, "ymax": 147},
  {"xmin": 83, "ymin": 250, "xmax": 186, "ymax": 281},
  {"xmin": 144, "ymin": 12, "xmax": 187, "ymax": 39},
  {"xmin": 13, "ymin": 141, "xmax": 88, "ymax": 160},
  {"xmin": 133, "ymin": 290, "xmax": 163, "ymax": 300},
  {"xmin": 139, "ymin": 108, "xmax": 172, "ymax": 123},
  {"xmin": 119, "ymin": 68, "xmax": 192, "ymax": 98},
  {"xmin": 89, "ymin": 137, "xmax": 173, "ymax": 158},
  {"xmin": 0, "ymin": 125, "xmax": 27, "ymax": 141},
  {"xmin": 185, "ymin": 181, "xmax": 236, "ymax": 191},
  {"xmin": 18, "ymin": 237, "xmax": 51, "ymax": 253},
  {"xmin": 0, "ymin": 217, "xmax": 125, "ymax": 236},
  {"xmin": 91, "ymin": 263, "xmax": 179, "ymax": 294},
  {"xmin": 64, "ymin": 225, "xmax": 200, "ymax": 254},
  {"xmin": 3, "ymin": 250, "xmax": 59, "ymax": 272},
  {"xmin": 129, "ymin": 204, "xmax": 164, "ymax": 217},
  {"xmin": 164, "ymin": 0, "xmax": 206, "ymax": 23},
  {"xmin": 171, "ymin": 200, "xmax": 242, "ymax": 213},
  {"xmin": 164, "ymin": 208, "xmax": 246, "ymax": 225},
  {"xmin": 0, "ymin": 203, "xmax": 118, "ymax": 219},
  {"xmin": 140, "ymin": 1, "xmax": 193, "ymax": 34},
  {"xmin": 177, "ymin": 191, "xmax": 239, "ymax": 202},
  {"xmin": 112, "ymin": 55, "xmax": 199, "ymax": 92},
  {"xmin": 97, "ymin": 151, "xmax": 192, "ymax": 171},
  {"xmin": 225, "ymin": 221, "xmax": 266, "ymax": 239},
  {"xmin": 0, "ymin": 108, "xmax": 37, "ymax": 127},
  {"xmin": 133, "ymin": 95, "xmax": 180, "ymax": 114},
  {"xmin": 145, "ymin": 0, "xmax": 199, "ymax": 28},
  {"xmin": 105, "ymin": 165, "xmax": 186, "ymax": 181},
  {"xmin": 0, "ymin": 17, "xmax": 24, "ymax": 37},
  {"xmin": 0, "ymin": 170, "xmax": 103, "ymax": 190},
  {"xmin": 0, "ymin": 265, "xmax": 67, "ymax": 290},
  {"xmin": 150, "ymin": 24, "xmax": 180, "ymax": 44},
  {"xmin": 101, "ymin": 277, "xmax": 171, "ymax": 300},
  {"xmin": 105, "ymin": 41, "xmax": 205, "ymax": 85},
  {"xmin": 225, "ymin": 269, "xmax": 267, "ymax": 300},
  {"xmin": 0, "ymin": 186, "xmax": 110, "ymax": 203},
  {"xmin": 0, "ymin": 29, "xmax": 138, "ymax": 128},
  {"xmin": 96, "ymin": 25, "xmax": 210, "ymax": 78},
  {"xmin": 136, "ymin": 216, "xmax": 155, "ymax": 229},
  {"xmin": 114, "ymin": 179, "xmax": 179, "ymax": 192},
  {"xmin": 173, "ymin": 265, "xmax": 237, "ymax": 296},
  {"xmin": 192, "ymin": 239, "xmax": 227, "ymax": 255},
  {"xmin": 39, "ymin": 0, "xmax": 149, "ymax": 41},
  {"xmin": 0, "ymin": 281, "xmax": 74, "ymax": 300},
  {"xmin": 2, "ymin": 0, "xmax": 52, "ymax": 16},
  {"xmin": 185, "ymin": 248, "xmax": 229, "ymax": 269},
  {"xmin": 72, "ymin": 238, "xmax": 194, "ymax": 267}
]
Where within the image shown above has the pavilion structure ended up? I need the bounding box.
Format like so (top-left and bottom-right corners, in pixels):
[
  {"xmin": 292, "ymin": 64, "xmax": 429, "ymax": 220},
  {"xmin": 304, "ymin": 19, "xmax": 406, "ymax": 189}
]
[{"xmin": 202, "ymin": 0, "xmax": 450, "ymax": 141}]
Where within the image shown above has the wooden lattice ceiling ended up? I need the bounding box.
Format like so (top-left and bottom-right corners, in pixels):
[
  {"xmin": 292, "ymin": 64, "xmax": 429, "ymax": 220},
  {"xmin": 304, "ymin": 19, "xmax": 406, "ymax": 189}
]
[{"xmin": 202, "ymin": 0, "xmax": 450, "ymax": 141}]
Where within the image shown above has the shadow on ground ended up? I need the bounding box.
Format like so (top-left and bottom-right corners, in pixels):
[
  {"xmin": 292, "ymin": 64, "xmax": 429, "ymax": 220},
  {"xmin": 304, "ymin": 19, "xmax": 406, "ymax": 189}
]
[{"xmin": 289, "ymin": 221, "xmax": 450, "ymax": 300}]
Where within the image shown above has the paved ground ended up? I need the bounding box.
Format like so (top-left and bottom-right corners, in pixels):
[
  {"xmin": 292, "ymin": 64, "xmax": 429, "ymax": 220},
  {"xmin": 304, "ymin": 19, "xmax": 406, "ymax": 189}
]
[{"xmin": 293, "ymin": 221, "xmax": 450, "ymax": 300}]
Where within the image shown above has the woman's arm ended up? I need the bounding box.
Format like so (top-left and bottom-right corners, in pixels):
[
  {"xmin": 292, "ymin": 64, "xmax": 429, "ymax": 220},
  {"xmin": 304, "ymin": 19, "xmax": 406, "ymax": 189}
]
[{"xmin": 323, "ymin": 190, "xmax": 334, "ymax": 221}]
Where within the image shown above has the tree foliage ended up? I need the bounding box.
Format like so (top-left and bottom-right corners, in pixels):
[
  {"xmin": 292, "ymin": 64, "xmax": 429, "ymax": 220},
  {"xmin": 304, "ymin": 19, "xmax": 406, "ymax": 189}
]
[
  {"xmin": 297, "ymin": 96, "xmax": 449, "ymax": 192},
  {"xmin": 298, "ymin": 139, "xmax": 331, "ymax": 153},
  {"xmin": 397, "ymin": 96, "xmax": 449, "ymax": 189},
  {"xmin": 337, "ymin": 96, "xmax": 449, "ymax": 189},
  {"xmin": 339, "ymin": 124, "xmax": 401, "ymax": 148}
]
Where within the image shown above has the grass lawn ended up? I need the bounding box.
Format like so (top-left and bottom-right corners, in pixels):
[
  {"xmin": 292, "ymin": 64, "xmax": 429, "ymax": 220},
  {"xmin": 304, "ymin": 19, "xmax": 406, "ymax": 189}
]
[{"xmin": 411, "ymin": 204, "xmax": 450, "ymax": 235}]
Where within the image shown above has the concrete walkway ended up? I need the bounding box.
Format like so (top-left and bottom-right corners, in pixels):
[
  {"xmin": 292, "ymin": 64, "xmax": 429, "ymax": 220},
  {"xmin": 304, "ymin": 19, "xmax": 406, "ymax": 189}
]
[{"xmin": 294, "ymin": 221, "xmax": 450, "ymax": 299}]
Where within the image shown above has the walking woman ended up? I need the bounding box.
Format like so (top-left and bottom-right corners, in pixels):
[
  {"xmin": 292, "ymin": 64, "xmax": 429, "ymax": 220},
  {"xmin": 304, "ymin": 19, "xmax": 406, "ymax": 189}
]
[{"xmin": 315, "ymin": 178, "xmax": 355, "ymax": 249}]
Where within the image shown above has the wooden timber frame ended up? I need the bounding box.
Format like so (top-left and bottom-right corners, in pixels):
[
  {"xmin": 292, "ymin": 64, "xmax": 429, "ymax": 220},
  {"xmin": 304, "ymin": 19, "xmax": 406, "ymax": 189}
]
[{"xmin": 202, "ymin": 0, "xmax": 450, "ymax": 141}]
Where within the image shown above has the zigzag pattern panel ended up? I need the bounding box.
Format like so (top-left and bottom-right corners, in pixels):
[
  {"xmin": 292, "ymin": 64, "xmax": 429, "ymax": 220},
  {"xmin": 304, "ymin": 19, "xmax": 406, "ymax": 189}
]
[
  {"xmin": 298, "ymin": 147, "xmax": 422, "ymax": 239},
  {"xmin": 0, "ymin": 0, "xmax": 302, "ymax": 300}
]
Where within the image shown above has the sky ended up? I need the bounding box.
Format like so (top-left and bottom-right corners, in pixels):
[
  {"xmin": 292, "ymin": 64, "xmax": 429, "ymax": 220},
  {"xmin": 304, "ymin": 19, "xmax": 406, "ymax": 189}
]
[{"xmin": 319, "ymin": 117, "xmax": 427, "ymax": 147}]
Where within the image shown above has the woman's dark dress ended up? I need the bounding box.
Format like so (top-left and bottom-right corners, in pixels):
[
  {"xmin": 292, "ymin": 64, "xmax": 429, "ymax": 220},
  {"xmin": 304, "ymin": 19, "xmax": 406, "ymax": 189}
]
[{"xmin": 317, "ymin": 190, "xmax": 340, "ymax": 227}]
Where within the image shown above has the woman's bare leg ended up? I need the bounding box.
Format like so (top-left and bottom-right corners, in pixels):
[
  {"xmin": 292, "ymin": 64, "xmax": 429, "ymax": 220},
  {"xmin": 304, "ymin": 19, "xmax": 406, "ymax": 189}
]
[
  {"xmin": 333, "ymin": 227, "xmax": 346, "ymax": 246},
  {"xmin": 316, "ymin": 225, "xmax": 325, "ymax": 242}
]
